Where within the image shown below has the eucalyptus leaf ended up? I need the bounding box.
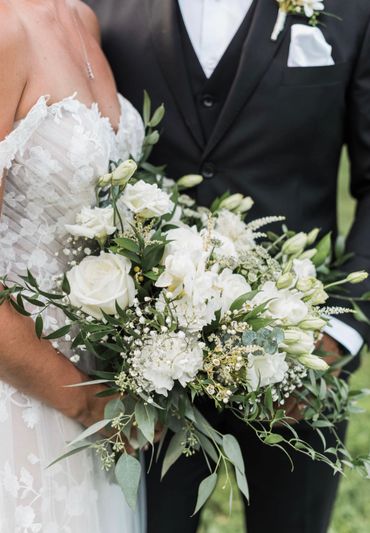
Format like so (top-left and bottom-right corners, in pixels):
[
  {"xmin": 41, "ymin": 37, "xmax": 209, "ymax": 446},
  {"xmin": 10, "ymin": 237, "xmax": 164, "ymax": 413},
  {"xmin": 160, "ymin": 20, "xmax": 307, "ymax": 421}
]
[
  {"xmin": 68, "ymin": 419, "xmax": 111, "ymax": 447},
  {"xmin": 264, "ymin": 433, "xmax": 285, "ymax": 445},
  {"xmin": 115, "ymin": 453, "xmax": 142, "ymax": 510},
  {"xmin": 223, "ymin": 434, "xmax": 245, "ymax": 474},
  {"xmin": 135, "ymin": 402, "xmax": 157, "ymax": 443},
  {"xmin": 47, "ymin": 441, "xmax": 92, "ymax": 468},
  {"xmin": 105, "ymin": 398, "xmax": 125, "ymax": 420},
  {"xmin": 192, "ymin": 473, "xmax": 218, "ymax": 515},
  {"xmin": 235, "ymin": 467, "xmax": 250, "ymax": 501},
  {"xmin": 161, "ymin": 430, "xmax": 186, "ymax": 479}
]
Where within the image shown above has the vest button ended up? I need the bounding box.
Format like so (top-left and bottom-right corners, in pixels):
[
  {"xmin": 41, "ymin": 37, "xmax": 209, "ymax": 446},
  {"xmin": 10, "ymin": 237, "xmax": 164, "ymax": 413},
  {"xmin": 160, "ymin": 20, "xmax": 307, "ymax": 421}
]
[
  {"xmin": 201, "ymin": 94, "xmax": 215, "ymax": 108},
  {"xmin": 202, "ymin": 162, "xmax": 215, "ymax": 179}
]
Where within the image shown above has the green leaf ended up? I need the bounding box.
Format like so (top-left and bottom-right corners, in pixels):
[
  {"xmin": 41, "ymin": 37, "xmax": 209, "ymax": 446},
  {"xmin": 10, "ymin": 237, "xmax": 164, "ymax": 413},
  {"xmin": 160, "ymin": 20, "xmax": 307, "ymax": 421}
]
[
  {"xmin": 145, "ymin": 131, "xmax": 160, "ymax": 146},
  {"xmin": 43, "ymin": 325, "xmax": 71, "ymax": 340},
  {"xmin": 264, "ymin": 433, "xmax": 285, "ymax": 445},
  {"xmin": 161, "ymin": 430, "xmax": 186, "ymax": 479},
  {"xmin": 143, "ymin": 90, "xmax": 151, "ymax": 126},
  {"xmin": 135, "ymin": 402, "xmax": 157, "ymax": 443},
  {"xmin": 196, "ymin": 432, "xmax": 219, "ymax": 464},
  {"xmin": 35, "ymin": 315, "xmax": 43, "ymax": 339},
  {"xmin": 64, "ymin": 379, "xmax": 111, "ymax": 388},
  {"xmin": 230, "ymin": 291, "xmax": 257, "ymax": 312},
  {"xmin": 223, "ymin": 434, "xmax": 245, "ymax": 474},
  {"xmin": 62, "ymin": 274, "xmax": 71, "ymax": 295},
  {"xmin": 312, "ymin": 232, "xmax": 332, "ymax": 267},
  {"xmin": 115, "ymin": 453, "xmax": 142, "ymax": 510},
  {"xmin": 353, "ymin": 301, "xmax": 370, "ymax": 325},
  {"xmin": 9, "ymin": 298, "xmax": 31, "ymax": 317},
  {"xmin": 67, "ymin": 419, "xmax": 111, "ymax": 447},
  {"xmin": 47, "ymin": 441, "xmax": 92, "ymax": 468},
  {"xmin": 115, "ymin": 237, "xmax": 140, "ymax": 254},
  {"xmin": 148, "ymin": 104, "xmax": 165, "ymax": 128},
  {"xmin": 235, "ymin": 467, "xmax": 250, "ymax": 501},
  {"xmin": 193, "ymin": 473, "xmax": 218, "ymax": 515},
  {"xmin": 105, "ymin": 398, "xmax": 125, "ymax": 420}
]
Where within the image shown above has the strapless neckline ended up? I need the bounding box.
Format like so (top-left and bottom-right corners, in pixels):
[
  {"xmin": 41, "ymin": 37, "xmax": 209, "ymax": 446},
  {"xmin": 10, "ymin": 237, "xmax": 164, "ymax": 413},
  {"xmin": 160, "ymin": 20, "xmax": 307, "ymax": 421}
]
[{"xmin": 14, "ymin": 92, "xmax": 124, "ymax": 137}]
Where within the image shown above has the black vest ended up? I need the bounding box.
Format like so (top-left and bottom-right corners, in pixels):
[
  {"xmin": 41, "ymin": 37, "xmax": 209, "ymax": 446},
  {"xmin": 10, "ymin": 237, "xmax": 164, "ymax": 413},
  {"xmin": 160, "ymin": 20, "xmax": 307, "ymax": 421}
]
[{"xmin": 177, "ymin": 2, "xmax": 256, "ymax": 142}]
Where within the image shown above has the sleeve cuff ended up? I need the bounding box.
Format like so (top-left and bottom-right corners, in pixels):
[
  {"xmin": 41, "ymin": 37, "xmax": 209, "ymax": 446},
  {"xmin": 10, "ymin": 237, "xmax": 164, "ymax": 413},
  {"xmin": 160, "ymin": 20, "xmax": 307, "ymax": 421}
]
[{"xmin": 324, "ymin": 316, "xmax": 364, "ymax": 355}]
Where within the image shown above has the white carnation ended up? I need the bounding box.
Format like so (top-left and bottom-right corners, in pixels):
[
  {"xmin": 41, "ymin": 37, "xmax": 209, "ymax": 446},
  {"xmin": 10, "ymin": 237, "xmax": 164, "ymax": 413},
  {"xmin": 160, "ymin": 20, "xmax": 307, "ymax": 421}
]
[
  {"xmin": 134, "ymin": 333, "xmax": 204, "ymax": 396},
  {"xmin": 122, "ymin": 180, "xmax": 174, "ymax": 219}
]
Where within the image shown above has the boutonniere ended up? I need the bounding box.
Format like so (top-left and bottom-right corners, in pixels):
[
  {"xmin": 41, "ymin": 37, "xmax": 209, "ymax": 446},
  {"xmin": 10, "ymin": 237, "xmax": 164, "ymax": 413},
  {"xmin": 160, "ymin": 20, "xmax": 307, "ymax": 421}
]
[{"xmin": 271, "ymin": 1, "xmax": 324, "ymax": 41}]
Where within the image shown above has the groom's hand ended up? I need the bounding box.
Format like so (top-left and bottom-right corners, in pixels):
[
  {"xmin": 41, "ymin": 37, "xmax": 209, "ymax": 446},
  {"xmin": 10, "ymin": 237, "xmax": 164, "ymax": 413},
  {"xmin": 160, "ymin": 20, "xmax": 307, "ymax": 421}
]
[{"xmin": 283, "ymin": 334, "xmax": 343, "ymax": 424}]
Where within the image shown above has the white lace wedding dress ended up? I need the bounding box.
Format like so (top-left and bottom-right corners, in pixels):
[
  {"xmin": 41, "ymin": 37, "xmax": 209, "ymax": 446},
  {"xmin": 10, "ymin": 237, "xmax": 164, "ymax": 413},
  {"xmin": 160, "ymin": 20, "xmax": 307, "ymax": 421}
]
[{"xmin": 0, "ymin": 94, "xmax": 146, "ymax": 533}]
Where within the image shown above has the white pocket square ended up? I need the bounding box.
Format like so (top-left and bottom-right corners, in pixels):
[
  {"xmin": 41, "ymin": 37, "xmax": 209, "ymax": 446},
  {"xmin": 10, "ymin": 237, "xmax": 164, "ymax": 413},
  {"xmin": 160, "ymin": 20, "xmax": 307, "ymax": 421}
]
[{"xmin": 288, "ymin": 24, "xmax": 335, "ymax": 67}]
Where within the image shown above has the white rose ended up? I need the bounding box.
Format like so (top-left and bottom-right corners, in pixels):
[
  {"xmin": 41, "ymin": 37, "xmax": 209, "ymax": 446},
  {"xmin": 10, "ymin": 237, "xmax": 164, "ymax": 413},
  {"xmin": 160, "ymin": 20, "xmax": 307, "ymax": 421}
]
[
  {"xmin": 134, "ymin": 334, "xmax": 204, "ymax": 396},
  {"xmin": 292, "ymin": 258, "xmax": 316, "ymax": 280},
  {"xmin": 216, "ymin": 268, "xmax": 251, "ymax": 315},
  {"xmin": 67, "ymin": 252, "xmax": 136, "ymax": 319},
  {"xmin": 246, "ymin": 352, "xmax": 288, "ymax": 391},
  {"xmin": 122, "ymin": 180, "xmax": 174, "ymax": 219},
  {"xmin": 65, "ymin": 206, "xmax": 116, "ymax": 240}
]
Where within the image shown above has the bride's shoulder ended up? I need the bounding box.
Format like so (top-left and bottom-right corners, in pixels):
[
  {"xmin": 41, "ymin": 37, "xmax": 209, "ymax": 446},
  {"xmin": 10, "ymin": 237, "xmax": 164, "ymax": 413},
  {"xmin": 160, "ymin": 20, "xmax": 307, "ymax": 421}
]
[
  {"xmin": 75, "ymin": 1, "xmax": 101, "ymax": 43},
  {"xmin": 0, "ymin": 2, "xmax": 27, "ymax": 57}
]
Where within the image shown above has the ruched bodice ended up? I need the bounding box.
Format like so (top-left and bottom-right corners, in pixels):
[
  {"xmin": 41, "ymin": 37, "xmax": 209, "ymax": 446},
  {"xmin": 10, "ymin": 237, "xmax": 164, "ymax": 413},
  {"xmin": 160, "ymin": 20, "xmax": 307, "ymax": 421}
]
[{"xmin": 0, "ymin": 94, "xmax": 145, "ymax": 533}]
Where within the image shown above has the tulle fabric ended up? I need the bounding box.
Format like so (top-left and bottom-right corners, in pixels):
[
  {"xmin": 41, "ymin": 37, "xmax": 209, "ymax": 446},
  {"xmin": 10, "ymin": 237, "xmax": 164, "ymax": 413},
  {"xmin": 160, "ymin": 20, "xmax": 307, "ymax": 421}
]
[{"xmin": 0, "ymin": 94, "xmax": 146, "ymax": 533}]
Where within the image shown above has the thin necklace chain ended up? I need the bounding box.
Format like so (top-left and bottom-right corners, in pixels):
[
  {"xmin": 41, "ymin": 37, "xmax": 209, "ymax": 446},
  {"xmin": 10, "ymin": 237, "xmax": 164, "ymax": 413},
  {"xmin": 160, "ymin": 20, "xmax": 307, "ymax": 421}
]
[{"xmin": 71, "ymin": 8, "xmax": 95, "ymax": 81}]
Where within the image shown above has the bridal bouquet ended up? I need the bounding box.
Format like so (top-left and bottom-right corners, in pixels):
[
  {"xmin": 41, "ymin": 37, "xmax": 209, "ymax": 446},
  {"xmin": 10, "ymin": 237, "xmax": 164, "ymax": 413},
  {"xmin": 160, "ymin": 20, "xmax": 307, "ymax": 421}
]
[{"xmin": 2, "ymin": 96, "xmax": 369, "ymax": 511}]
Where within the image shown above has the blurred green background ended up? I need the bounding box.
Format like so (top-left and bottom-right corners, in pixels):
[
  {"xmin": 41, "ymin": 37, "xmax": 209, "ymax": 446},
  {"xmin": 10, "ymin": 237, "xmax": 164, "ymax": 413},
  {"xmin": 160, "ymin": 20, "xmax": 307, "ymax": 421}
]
[{"xmin": 199, "ymin": 152, "xmax": 370, "ymax": 533}]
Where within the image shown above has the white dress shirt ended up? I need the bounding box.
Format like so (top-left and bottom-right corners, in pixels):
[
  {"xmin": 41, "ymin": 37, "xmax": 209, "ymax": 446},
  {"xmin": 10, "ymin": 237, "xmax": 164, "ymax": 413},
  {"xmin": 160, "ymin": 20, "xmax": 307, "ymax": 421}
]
[
  {"xmin": 177, "ymin": 0, "xmax": 363, "ymax": 355},
  {"xmin": 178, "ymin": 0, "xmax": 253, "ymax": 78}
]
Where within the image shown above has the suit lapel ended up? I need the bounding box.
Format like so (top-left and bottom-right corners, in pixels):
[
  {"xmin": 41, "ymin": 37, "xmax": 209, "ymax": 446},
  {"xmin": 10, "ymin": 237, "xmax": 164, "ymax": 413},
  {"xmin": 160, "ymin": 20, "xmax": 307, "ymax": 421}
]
[
  {"xmin": 145, "ymin": 0, "xmax": 204, "ymax": 149},
  {"xmin": 203, "ymin": 0, "xmax": 291, "ymax": 159}
]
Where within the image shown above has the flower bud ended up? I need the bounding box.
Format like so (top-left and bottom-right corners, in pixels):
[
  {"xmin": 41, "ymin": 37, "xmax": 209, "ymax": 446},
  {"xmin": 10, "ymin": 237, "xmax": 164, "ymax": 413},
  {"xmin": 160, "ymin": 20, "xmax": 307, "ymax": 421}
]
[
  {"xmin": 299, "ymin": 354, "xmax": 329, "ymax": 372},
  {"xmin": 219, "ymin": 193, "xmax": 244, "ymax": 211},
  {"xmin": 308, "ymin": 288, "xmax": 328, "ymax": 306},
  {"xmin": 299, "ymin": 318, "xmax": 327, "ymax": 331},
  {"xmin": 307, "ymin": 228, "xmax": 320, "ymax": 245},
  {"xmin": 177, "ymin": 174, "xmax": 204, "ymax": 189},
  {"xmin": 282, "ymin": 232, "xmax": 308, "ymax": 256},
  {"xmin": 299, "ymin": 249, "xmax": 317, "ymax": 260},
  {"xmin": 112, "ymin": 159, "xmax": 137, "ymax": 186},
  {"xmin": 283, "ymin": 329, "xmax": 302, "ymax": 344},
  {"xmin": 236, "ymin": 196, "xmax": 254, "ymax": 214},
  {"xmin": 276, "ymin": 272, "xmax": 294, "ymax": 289},
  {"xmin": 296, "ymin": 277, "xmax": 317, "ymax": 293},
  {"xmin": 346, "ymin": 271, "xmax": 369, "ymax": 284}
]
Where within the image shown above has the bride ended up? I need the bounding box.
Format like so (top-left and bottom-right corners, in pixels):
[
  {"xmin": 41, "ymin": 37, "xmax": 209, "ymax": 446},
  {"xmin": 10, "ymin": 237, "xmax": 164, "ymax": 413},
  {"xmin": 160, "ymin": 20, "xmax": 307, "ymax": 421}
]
[{"xmin": 0, "ymin": 1, "xmax": 145, "ymax": 531}]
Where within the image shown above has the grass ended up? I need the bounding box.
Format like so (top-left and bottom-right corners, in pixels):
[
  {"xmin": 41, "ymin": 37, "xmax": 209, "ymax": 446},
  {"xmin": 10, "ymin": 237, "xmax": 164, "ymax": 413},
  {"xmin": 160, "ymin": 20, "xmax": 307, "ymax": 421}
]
[{"xmin": 199, "ymin": 152, "xmax": 370, "ymax": 533}]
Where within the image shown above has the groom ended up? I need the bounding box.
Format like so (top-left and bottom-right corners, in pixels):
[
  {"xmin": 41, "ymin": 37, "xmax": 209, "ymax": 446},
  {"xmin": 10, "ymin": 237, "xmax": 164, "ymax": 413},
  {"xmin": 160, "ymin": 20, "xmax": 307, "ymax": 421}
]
[{"xmin": 87, "ymin": 1, "xmax": 370, "ymax": 531}]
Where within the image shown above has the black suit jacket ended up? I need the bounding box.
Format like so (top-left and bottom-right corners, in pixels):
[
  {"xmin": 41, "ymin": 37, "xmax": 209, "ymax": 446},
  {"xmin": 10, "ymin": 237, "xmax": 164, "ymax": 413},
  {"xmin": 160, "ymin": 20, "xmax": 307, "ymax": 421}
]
[{"xmin": 88, "ymin": 0, "xmax": 370, "ymax": 352}]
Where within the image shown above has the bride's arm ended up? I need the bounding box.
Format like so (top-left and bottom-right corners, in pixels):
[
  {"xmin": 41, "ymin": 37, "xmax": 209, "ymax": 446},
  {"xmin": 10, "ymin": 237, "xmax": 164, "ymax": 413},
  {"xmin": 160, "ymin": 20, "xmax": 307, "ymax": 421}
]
[{"xmin": 0, "ymin": 9, "xmax": 109, "ymax": 428}]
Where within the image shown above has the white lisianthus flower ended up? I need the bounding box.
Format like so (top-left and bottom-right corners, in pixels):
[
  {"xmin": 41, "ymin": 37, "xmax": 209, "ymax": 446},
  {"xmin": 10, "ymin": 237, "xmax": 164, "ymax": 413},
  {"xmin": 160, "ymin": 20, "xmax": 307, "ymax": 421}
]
[
  {"xmin": 67, "ymin": 252, "xmax": 136, "ymax": 319},
  {"xmin": 135, "ymin": 333, "xmax": 204, "ymax": 396},
  {"xmin": 122, "ymin": 180, "xmax": 174, "ymax": 219},
  {"xmin": 253, "ymin": 281, "xmax": 309, "ymax": 325},
  {"xmin": 99, "ymin": 159, "xmax": 137, "ymax": 187},
  {"xmin": 301, "ymin": 0, "xmax": 324, "ymax": 18},
  {"xmin": 65, "ymin": 206, "xmax": 116, "ymax": 241},
  {"xmin": 216, "ymin": 268, "xmax": 251, "ymax": 316},
  {"xmin": 299, "ymin": 353, "xmax": 329, "ymax": 371},
  {"xmin": 246, "ymin": 352, "xmax": 289, "ymax": 391},
  {"xmin": 214, "ymin": 209, "xmax": 255, "ymax": 253},
  {"xmin": 268, "ymin": 291, "xmax": 309, "ymax": 325},
  {"xmin": 292, "ymin": 258, "xmax": 316, "ymax": 280}
]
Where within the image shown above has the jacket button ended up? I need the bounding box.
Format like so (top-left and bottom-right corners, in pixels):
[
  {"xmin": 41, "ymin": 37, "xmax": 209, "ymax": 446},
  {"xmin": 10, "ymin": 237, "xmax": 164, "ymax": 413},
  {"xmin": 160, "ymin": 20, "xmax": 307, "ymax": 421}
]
[
  {"xmin": 202, "ymin": 162, "xmax": 215, "ymax": 179},
  {"xmin": 201, "ymin": 94, "xmax": 215, "ymax": 108}
]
